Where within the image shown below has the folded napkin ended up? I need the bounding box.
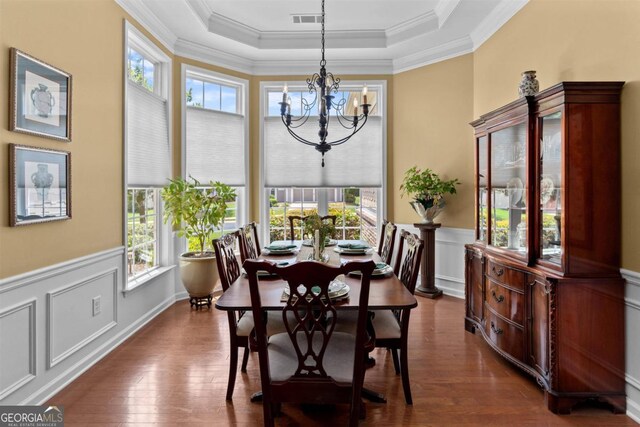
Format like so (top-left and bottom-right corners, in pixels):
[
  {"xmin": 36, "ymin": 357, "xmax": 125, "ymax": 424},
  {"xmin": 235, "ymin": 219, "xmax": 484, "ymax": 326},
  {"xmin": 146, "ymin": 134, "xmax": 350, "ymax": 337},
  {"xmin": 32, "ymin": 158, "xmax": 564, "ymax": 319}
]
[
  {"xmin": 338, "ymin": 243, "xmax": 370, "ymax": 250},
  {"xmin": 375, "ymin": 263, "xmax": 388, "ymax": 270},
  {"xmin": 264, "ymin": 244, "xmax": 297, "ymax": 250}
]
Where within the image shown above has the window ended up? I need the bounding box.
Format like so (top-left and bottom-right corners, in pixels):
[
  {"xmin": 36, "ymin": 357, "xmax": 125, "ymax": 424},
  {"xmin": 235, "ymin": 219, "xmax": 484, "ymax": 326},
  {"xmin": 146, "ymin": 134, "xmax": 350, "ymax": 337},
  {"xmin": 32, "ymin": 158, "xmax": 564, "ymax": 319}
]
[
  {"xmin": 261, "ymin": 81, "xmax": 386, "ymax": 244},
  {"xmin": 125, "ymin": 22, "xmax": 172, "ymax": 287},
  {"xmin": 127, "ymin": 47, "xmax": 155, "ymax": 92},
  {"xmin": 127, "ymin": 189, "xmax": 158, "ymax": 277},
  {"xmin": 268, "ymin": 188, "xmax": 379, "ymax": 245},
  {"xmin": 183, "ymin": 66, "xmax": 248, "ymax": 251}
]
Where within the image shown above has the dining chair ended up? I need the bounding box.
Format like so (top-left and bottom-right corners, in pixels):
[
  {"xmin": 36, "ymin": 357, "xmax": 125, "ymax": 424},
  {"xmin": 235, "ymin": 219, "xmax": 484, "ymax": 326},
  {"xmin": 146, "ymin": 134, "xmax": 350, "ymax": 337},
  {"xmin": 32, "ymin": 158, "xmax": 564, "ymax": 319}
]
[
  {"xmin": 213, "ymin": 231, "xmax": 286, "ymax": 401},
  {"xmin": 287, "ymin": 215, "xmax": 337, "ymax": 241},
  {"xmin": 334, "ymin": 230, "xmax": 424, "ymax": 405},
  {"xmin": 377, "ymin": 220, "xmax": 397, "ymax": 265},
  {"xmin": 244, "ymin": 258, "xmax": 376, "ymax": 427},
  {"xmin": 239, "ymin": 222, "xmax": 261, "ymax": 263},
  {"xmin": 376, "ymin": 230, "xmax": 424, "ymax": 404}
]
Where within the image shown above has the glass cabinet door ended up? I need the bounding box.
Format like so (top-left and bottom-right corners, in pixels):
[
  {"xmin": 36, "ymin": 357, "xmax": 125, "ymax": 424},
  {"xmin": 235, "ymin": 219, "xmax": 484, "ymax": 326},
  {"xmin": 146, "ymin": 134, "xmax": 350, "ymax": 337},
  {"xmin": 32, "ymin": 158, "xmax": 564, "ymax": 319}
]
[
  {"xmin": 490, "ymin": 123, "xmax": 527, "ymax": 255},
  {"xmin": 478, "ymin": 136, "xmax": 488, "ymax": 242},
  {"xmin": 539, "ymin": 111, "xmax": 562, "ymax": 265}
]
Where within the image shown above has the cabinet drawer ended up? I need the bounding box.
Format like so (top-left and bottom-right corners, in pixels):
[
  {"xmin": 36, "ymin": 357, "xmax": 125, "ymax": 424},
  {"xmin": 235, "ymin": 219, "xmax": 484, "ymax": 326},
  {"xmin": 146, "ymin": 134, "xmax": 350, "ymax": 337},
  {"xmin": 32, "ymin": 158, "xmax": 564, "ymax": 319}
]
[
  {"xmin": 486, "ymin": 280, "xmax": 524, "ymax": 326},
  {"xmin": 486, "ymin": 259, "xmax": 525, "ymax": 291},
  {"xmin": 485, "ymin": 310, "xmax": 524, "ymax": 362}
]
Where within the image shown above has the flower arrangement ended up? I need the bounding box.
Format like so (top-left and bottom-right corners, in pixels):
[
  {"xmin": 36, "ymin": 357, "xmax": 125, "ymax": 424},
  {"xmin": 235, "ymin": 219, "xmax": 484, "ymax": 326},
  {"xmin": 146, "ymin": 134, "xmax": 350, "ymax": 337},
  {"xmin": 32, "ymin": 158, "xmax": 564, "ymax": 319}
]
[
  {"xmin": 400, "ymin": 166, "xmax": 460, "ymax": 222},
  {"xmin": 303, "ymin": 214, "xmax": 335, "ymax": 260},
  {"xmin": 303, "ymin": 213, "xmax": 335, "ymax": 243},
  {"xmin": 161, "ymin": 177, "xmax": 236, "ymax": 257}
]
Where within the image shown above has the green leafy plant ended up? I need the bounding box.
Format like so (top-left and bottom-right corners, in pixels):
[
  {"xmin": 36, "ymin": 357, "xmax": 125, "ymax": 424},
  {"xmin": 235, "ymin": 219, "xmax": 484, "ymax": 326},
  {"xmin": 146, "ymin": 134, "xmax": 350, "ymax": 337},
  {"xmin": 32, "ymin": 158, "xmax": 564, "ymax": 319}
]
[
  {"xmin": 400, "ymin": 166, "xmax": 460, "ymax": 208},
  {"xmin": 302, "ymin": 213, "xmax": 336, "ymax": 245},
  {"xmin": 160, "ymin": 177, "xmax": 236, "ymax": 257}
]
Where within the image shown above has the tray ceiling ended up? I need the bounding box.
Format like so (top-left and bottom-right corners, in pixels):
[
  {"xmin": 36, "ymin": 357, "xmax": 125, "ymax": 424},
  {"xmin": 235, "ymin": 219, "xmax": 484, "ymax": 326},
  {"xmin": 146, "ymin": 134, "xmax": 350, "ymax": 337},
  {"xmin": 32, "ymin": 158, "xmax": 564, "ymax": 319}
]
[{"xmin": 116, "ymin": 0, "xmax": 528, "ymax": 75}]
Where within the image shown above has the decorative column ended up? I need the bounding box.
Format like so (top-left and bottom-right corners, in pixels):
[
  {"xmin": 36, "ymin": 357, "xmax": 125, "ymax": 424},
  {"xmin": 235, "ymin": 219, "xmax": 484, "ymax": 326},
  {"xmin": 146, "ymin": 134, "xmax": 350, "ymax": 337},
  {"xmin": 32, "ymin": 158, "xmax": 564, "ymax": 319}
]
[{"xmin": 414, "ymin": 222, "xmax": 442, "ymax": 298}]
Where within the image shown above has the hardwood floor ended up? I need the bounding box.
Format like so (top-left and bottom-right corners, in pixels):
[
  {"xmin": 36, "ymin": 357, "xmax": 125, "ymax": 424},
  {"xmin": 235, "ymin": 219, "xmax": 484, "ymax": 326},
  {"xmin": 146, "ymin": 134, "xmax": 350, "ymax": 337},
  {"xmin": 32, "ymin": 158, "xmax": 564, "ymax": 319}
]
[{"xmin": 49, "ymin": 296, "xmax": 636, "ymax": 426}]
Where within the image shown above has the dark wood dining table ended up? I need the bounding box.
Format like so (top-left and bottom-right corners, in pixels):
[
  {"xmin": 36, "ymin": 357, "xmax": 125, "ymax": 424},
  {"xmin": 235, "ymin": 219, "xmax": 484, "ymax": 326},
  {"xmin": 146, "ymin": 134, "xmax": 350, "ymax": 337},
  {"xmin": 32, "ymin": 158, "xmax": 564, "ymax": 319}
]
[{"xmin": 214, "ymin": 240, "xmax": 418, "ymax": 403}]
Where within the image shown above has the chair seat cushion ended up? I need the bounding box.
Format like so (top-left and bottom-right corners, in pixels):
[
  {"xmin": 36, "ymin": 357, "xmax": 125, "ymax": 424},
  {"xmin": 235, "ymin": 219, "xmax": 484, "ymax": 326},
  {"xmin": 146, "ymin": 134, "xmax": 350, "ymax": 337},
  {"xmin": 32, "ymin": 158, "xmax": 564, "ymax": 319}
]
[
  {"xmin": 333, "ymin": 310, "xmax": 401, "ymax": 339},
  {"xmin": 236, "ymin": 311, "xmax": 289, "ymax": 337},
  {"xmin": 268, "ymin": 331, "xmax": 356, "ymax": 383}
]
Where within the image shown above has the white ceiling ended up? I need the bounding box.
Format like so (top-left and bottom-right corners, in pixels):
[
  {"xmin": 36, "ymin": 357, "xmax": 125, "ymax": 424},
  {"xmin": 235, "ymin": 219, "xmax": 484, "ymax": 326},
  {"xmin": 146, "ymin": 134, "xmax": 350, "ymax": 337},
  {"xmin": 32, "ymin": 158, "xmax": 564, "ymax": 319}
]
[{"xmin": 116, "ymin": 0, "xmax": 528, "ymax": 75}]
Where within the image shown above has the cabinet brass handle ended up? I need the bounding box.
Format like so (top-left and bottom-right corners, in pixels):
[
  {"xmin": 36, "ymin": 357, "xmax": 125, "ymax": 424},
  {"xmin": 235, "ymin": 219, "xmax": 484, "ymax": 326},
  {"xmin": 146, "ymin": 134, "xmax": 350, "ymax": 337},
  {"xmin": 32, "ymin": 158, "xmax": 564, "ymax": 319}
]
[
  {"xmin": 490, "ymin": 322, "xmax": 504, "ymax": 335},
  {"xmin": 492, "ymin": 266, "xmax": 504, "ymax": 276},
  {"xmin": 491, "ymin": 290, "xmax": 505, "ymax": 303}
]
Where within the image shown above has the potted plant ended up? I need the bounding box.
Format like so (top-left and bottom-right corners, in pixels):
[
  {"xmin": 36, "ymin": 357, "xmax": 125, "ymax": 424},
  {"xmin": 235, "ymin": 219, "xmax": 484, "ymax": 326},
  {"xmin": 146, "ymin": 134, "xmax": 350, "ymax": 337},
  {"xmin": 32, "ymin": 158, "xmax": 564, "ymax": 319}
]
[
  {"xmin": 400, "ymin": 166, "xmax": 460, "ymax": 223},
  {"xmin": 161, "ymin": 177, "xmax": 236, "ymax": 303}
]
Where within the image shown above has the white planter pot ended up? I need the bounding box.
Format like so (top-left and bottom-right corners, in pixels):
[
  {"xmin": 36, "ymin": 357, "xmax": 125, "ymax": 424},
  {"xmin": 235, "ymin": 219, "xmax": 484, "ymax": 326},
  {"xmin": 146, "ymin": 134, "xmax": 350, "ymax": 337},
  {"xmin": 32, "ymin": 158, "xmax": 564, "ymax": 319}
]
[{"xmin": 179, "ymin": 252, "xmax": 219, "ymax": 297}]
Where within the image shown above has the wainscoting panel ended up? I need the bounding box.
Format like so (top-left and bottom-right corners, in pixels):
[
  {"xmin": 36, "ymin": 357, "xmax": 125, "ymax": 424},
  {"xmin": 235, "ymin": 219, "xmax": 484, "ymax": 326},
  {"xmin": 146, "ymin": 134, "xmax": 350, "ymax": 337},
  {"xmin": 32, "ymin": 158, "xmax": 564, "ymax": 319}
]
[
  {"xmin": 395, "ymin": 225, "xmax": 474, "ymax": 299},
  {"xmin": 47, "ymin": 268, "xmax": 118, "ymax": 368},
  {"xmin": 622, "ymin": 269, "xmax": 640, "ymax": 423},
  {"xmin": 0, "ymin": 247, "xmax": 180, "ymax": 405},
  {"xmin": 0, "ymin": 299, "xmax": 36, "ymax": 400}
]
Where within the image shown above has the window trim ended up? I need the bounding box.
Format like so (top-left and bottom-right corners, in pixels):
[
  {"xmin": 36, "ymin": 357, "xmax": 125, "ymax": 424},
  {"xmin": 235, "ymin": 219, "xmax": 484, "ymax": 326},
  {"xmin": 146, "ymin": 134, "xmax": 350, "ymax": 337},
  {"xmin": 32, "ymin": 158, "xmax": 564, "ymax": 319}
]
[
  {"xmin": 123, "ymin": 20, "xmax": 173, "ymax": 291},
  {"xmin": 180, "ymin": 63, "xmax": 249, "ymax": 254},
  {"xmin": 259, "ymin": 80, "xmax": 387, "ymax": 244}
]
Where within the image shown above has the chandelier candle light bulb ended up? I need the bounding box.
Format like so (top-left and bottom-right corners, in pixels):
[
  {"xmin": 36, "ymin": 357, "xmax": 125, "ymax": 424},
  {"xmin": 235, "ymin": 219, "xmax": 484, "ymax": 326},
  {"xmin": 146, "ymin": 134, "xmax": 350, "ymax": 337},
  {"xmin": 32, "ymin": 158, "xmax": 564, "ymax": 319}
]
[
  {"xmin": 363, "ymin": 84, "xmax": 368, "ymax": 105},
  {"xmin": 353, "ymin": 98, "xmax": 358, "ymax": 116}
]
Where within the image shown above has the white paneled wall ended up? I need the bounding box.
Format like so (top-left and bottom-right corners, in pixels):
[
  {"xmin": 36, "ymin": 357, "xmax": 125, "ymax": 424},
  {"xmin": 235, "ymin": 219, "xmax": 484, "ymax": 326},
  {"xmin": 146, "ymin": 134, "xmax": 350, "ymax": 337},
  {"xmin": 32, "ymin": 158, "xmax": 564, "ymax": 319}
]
[
  {"xmin": 0, "ymin": 247, "xmax": 178, "ymax": 405},
  {"xmin": 622, "ymin": 269, "xmax": 640, "ymax": 423}
]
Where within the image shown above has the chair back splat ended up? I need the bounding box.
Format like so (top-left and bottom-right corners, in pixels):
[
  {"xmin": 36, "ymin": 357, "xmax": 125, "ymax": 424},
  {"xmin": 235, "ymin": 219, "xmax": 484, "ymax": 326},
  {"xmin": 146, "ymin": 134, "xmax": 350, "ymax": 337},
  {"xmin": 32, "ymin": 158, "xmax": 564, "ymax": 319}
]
[
  {"xmin": 239, "ymin": 222, "xmax": 261, "ymax": 263},
  {"xmin": 244, "ymin": 259, "xmax": 375, "ymax": 427},
  {"xmin": 213, "ymin": 231, "xmax": 241, "ymax": 292},
  {"xmin": 377, "ymin": 220, "xmax": 397, "ymax": 265}
]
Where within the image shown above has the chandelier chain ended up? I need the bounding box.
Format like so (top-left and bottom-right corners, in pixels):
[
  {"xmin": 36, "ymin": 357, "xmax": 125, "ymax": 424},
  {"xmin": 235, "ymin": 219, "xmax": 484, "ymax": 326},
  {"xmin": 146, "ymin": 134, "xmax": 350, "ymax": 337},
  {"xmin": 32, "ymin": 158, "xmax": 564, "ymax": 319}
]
[{"xmin": 320, "ymin": 0, "xmax": 326, "ymax": 67}]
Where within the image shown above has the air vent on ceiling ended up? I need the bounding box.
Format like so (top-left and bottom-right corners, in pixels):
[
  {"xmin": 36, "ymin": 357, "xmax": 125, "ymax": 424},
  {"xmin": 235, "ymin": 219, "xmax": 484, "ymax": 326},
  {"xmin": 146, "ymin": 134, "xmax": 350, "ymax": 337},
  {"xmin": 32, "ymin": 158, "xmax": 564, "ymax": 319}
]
[{"xmin": 292, "ymin": 14, "xmax": 323, "ymax": 24}]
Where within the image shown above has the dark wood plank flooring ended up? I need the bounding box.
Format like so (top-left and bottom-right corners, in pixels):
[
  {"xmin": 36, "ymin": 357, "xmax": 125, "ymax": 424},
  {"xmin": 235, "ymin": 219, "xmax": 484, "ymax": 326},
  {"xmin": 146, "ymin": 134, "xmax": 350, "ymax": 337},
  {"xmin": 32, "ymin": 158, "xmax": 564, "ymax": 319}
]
[{"xmin": 49, "ymin": 296, "xmax": 637, "ymax": 426}]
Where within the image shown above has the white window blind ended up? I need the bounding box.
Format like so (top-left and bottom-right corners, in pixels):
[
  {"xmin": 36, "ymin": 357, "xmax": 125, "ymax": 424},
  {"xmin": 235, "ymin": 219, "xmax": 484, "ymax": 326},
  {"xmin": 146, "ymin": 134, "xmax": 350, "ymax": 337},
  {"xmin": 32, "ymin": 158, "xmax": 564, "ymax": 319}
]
[
  {"xmin": 263, "ymin": 116, "xmax": 383, "ymax": 188},
  {"xmin": 186, "ymin": 107, "xmax": 245, "ymax": 186},
  {"xmin": 127, "ymin": 81, "xmax": 170, "ymax": 187}
]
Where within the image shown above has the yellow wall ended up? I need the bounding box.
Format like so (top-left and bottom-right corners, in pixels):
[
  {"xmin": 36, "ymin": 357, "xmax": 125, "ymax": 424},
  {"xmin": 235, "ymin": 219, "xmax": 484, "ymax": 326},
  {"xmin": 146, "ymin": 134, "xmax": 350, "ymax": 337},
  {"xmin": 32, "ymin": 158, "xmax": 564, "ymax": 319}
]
[
  {"xmin": 392, "ymin": 54, "xmax": 474, "ymax": 228},
  {"xmin": 0, "ymin": 0, "xmax": 172, "ymax": 278},
  {"xmin": 473, "ymin": 0, "xmax": 640, "ymax": 270},
  {"xmin": 0, "ymin": 0, "xmax": 126, "ymax": 277}
]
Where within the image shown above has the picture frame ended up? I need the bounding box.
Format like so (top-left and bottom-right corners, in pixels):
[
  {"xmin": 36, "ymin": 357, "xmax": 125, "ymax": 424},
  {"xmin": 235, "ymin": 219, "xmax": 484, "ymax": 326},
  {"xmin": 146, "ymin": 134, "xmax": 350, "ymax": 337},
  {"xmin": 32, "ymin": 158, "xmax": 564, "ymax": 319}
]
[
  {"xmin": 9, "ymin": 144, "xmax": 72, "ymax": 226},
  {"xmin": 9, "ymin": 48, "xmax": 72, "ymax": 141}
]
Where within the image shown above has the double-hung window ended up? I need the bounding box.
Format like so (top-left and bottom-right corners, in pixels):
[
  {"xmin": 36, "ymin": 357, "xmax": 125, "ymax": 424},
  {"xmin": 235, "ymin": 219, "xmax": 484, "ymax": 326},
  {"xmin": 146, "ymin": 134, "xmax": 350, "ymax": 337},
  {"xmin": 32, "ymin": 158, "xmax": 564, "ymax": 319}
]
[
  {"xmin": 124, "ymin": 23, "xmax": 171, "ymax": 288},
  {"xmin": 182, "ymin": 66, "xmax": 248, "ymax": 251},
  {"xmin": 261, "ymin": 82, "xmax": 386, "ymax": 245}
]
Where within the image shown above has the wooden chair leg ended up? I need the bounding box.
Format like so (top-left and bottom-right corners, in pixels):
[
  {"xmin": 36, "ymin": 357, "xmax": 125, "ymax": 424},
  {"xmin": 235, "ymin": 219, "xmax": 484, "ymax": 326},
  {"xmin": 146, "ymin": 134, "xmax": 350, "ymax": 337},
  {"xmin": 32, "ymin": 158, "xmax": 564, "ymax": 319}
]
[
  {"xmin": 226, "ymin": 344, "xmax": 238, "ymax": 400},
  {"xmin": 241, "ymin": 346, "xmax": 250, "ymax": 372},
  {"xmin": 391, "ymin": 348, "xmax": 400, "ymax": 375},
  {"xmin": 263, "ymin": 398, "xmax": 275, "ymax": 427},
  {"xmin": 400, "ymin": 346, "xmax": 412, "ymax": 405}
]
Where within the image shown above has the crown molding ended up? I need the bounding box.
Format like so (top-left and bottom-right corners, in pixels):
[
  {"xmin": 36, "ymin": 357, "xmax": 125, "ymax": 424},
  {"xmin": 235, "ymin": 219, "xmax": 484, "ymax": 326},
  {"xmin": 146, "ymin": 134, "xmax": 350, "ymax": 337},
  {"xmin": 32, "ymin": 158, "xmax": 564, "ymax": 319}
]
[
  {"xmin": 174, "ymin": 38, "xmax": 254, "ymax": 75},
  {"xmin": 393, "ymin": 36, "xmax": 473, "ymax": 74},
  {"xmin": 251, "ymin": 59, "xmax": 394, "ymax": 76},
  {"xmin": 435, "ymin": 0, "xmax": 461, "ymax": 28},
  {"xmin": 470, "ymin": 0, "xmax": 528, "ymax": 49},
  {"xmin": 207, "ymin": 11, "xmax": 387, "ymax": 49},
  {"xmin": 386, "ymin": 11, "xmax": 438, "ymax": 46},
  {"xmin": 114, "ymin": 0, "xmax": 177, "ymax": 52},
  {"xmin": 184, "ymin": 0, "xmax": 212, "ymax": 30}
]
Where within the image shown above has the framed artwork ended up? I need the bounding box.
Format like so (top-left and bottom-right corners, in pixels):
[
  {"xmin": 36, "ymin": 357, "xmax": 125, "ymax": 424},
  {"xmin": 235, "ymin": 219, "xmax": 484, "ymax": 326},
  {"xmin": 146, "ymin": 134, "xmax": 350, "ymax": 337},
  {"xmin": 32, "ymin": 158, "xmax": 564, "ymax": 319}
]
[
  {"xmin": 9, "ymin": 48, "xmax": 72, "ymax": 141},
  {"xmin": 9, "ymin": 144, "xmax": 72, "ymax": 226}
]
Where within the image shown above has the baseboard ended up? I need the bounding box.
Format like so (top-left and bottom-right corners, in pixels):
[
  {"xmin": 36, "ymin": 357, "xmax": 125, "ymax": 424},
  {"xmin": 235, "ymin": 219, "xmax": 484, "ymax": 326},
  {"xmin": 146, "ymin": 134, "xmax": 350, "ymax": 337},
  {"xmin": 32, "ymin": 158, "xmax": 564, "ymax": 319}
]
[
  {"xmin": 28, "ymin": 294, "xmax": 177, "ymax": 405},
  {"xmin": 436, "ymin": 275, "xmax": 465, "ymax": 299}
]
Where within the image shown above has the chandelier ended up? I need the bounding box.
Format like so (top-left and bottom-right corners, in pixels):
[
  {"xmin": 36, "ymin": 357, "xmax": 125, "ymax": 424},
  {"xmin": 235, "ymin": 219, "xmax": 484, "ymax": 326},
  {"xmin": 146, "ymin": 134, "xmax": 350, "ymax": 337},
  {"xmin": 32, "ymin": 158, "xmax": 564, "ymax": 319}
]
[{"xmin": 279, "ymin": 0, "xmax": 370, "ymax": 167}]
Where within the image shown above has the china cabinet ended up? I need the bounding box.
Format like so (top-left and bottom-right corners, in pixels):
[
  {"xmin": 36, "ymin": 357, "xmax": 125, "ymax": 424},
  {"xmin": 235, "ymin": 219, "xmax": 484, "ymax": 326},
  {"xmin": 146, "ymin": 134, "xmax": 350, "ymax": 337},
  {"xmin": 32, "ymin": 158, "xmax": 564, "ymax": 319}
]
[{"xmin": 465, "ymin": 82, "xmax": 625, "ymax": 414}]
